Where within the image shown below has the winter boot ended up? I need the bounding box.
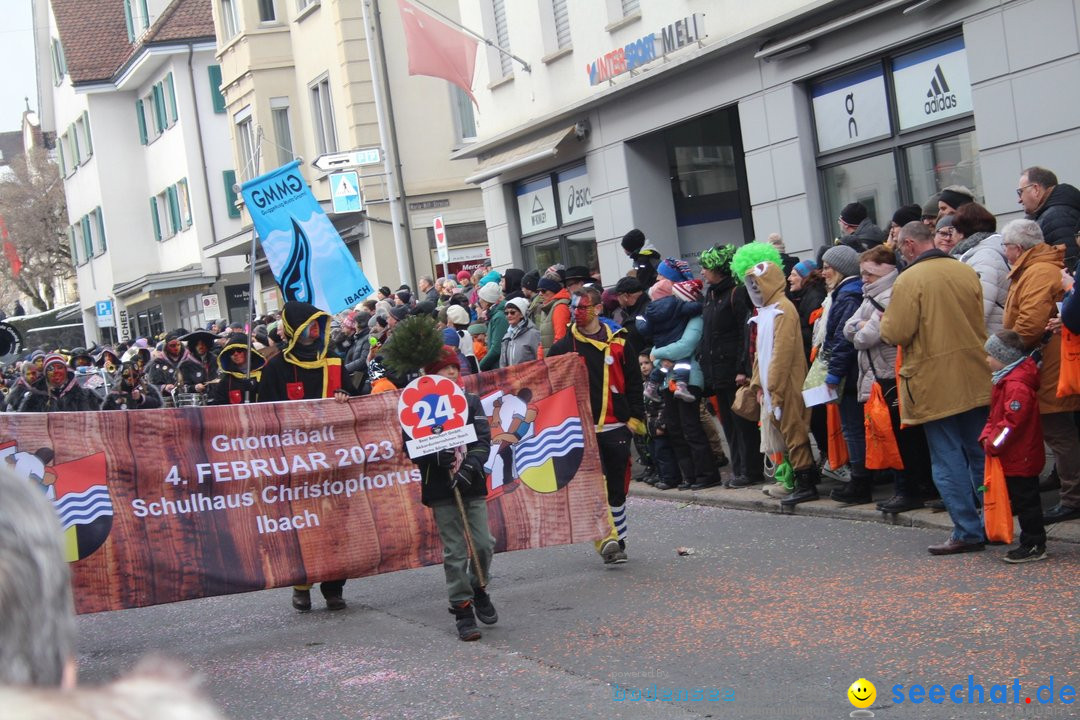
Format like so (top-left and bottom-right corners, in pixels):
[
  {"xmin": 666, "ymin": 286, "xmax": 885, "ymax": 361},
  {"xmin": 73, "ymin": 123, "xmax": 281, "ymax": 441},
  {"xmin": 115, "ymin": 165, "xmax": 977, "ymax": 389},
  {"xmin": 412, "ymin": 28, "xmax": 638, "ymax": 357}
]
[
  {"xmin": 450, "ymin": 601, "xmax": 482, "ymax": 641},
  {"xmin": 673, "ymin": 381, "xmax": 696, "ymax": 402},
  {"xmin": 830, "ymin": 467, "xmax": 874, "ymax": 505},
  {"xmin": 473, "ymin": 587, "xmax": 498, "ymax": 625},
  {"xmin": 780, "ymin": 467, "xmax": 820, "ymax": 506},
  {"xmin": 643, "ymin": 380, "xmax": 662, "ymax": 403},
  {"xmin": 291, "ymin": 588, "xmax": 312, "ymax": 612},
  {"xmin": 322, "ymin": 587, "xmax": 347, "ymax": 611}
]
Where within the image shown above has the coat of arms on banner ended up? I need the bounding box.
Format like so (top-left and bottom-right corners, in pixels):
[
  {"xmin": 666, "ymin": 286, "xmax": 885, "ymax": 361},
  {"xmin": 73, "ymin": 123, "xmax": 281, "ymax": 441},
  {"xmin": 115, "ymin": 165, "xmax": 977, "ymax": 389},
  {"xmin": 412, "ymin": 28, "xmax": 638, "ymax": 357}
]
[
  {"xmin": 0, "ymin": 441, "xmax": 112, "ymax": 562},
  {"xmin": 481, "ymin": 386, "xmax": 584, "ymax": 497}
]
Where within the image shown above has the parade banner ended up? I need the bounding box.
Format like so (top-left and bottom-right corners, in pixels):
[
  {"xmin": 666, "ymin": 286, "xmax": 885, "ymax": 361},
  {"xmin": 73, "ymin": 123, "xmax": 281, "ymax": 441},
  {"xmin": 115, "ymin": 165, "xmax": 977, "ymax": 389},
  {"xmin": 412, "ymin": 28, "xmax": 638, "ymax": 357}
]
[
  {"xmin": 240, "ymin": 161, "xmax": 373, "ymax": 314},
  {"xmin": 0, "ymin": 355, "xmax": 607, "ymax": 614}
]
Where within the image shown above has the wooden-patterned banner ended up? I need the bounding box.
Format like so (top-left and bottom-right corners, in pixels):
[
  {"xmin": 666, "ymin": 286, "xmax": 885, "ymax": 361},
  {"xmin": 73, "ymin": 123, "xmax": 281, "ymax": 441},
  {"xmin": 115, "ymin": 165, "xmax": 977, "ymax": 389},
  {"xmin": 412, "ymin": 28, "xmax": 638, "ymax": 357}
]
[{"xmin": 0, "ymin": 355, "xmax": 607, "ymax": 614}]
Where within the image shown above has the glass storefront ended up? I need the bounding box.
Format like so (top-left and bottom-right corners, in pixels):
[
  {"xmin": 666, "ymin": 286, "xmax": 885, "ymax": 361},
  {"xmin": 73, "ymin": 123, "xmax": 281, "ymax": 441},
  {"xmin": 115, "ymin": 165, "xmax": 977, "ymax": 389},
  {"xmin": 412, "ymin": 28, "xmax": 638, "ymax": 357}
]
[{"xmin": 517, "ymin": 163, "xmax": 599, "ymax": 281}]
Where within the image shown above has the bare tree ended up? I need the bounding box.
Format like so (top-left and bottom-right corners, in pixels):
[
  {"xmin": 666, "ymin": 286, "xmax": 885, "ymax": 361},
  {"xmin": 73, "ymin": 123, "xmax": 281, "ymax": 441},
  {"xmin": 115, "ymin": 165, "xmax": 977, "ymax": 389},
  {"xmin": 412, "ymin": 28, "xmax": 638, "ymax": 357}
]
[{"xmin": 0, "ymin": 148, "xmax": 74, "ymax": 312}]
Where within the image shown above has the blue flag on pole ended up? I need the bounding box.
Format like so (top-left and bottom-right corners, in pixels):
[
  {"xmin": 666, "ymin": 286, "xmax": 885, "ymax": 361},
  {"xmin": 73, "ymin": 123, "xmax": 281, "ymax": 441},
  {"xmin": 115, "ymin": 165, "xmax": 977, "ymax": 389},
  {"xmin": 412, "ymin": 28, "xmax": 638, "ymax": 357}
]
[{"xmin": 240, "ymin": 161, "xmax": 373, "ymax": 314}]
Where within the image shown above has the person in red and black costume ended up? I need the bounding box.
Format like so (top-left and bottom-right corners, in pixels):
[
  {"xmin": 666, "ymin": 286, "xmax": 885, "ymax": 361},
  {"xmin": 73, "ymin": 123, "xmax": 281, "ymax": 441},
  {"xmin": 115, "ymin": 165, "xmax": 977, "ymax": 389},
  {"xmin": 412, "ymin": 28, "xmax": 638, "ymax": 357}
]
[
  {"xmin": 548, "ymin": 285, "xmax": 645, "ymax": 564},
  {"xmin": 208, "ymin": 333, "xmax": 265, "ymax": 405},
  {"xmin": 258, "ymin": 301, "xmax": 351, "ymax": 611}
]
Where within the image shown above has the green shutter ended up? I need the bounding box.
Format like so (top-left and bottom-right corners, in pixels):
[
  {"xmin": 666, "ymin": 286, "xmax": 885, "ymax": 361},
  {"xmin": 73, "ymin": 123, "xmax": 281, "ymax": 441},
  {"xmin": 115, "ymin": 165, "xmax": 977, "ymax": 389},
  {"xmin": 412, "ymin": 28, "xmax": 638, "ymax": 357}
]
[
  {"xmin": 69, "ymin": 124, "xmax": 80, "ymax": 164},
  {"xmin": 95, "ymin": 208, "xmax": 106, "ymax": 253},
  {"xmin": 138, "ymin": 0, "xmax": 149, "ymax": 30},
  {"xmin": 152, "ymin": 84, "xmax": 166, "ymax": 133},
  {"xmin": 165, "ymin": 73, "xmax": 177, "ymax": 125},
  {"xmin": 68, "ymin": 226, "xmax": 78, "ymax": 263},
  {"xmin": 83, "ymin": 112, "xmax": 93, "ymax": 155},
  {"xmin": 58, "ymin": 135, "xmax": 68, "ymax": 175},
  {"xmin": 150, "ymin": 197, "xmax": 161, "ymax": 241},
  {"xmin": 135, "ymin": 99, "xmax": 148, "ymax": 144},
  {"xmin": 208, "ymin": 65, "xmax": 226, "ymax": 113},
  {"xmin": 223, "ymin": 170, "xmax": 240, "ymax": 218},
  {"xmin": 167, "ymin": 185, "xmax": 181, "ymax": 232},
  {"xmin": 123, "ymin": 0, "xmax": 135, "ymax": 42},
  {"xmin": 81, "ymin": 216, "xmax": 93, "ymax": 258}
]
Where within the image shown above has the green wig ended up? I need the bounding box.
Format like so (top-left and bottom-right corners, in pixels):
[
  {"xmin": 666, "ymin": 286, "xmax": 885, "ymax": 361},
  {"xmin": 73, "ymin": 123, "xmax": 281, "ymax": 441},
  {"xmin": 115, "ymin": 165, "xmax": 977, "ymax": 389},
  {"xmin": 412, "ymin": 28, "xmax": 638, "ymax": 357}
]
[
  {"xmin": 699, "ymin": 244, "xmax": 737, "ymax": 274},
  {"xmin": 730, "ymin": 242, "xmax": 783, "ymax": 285}
]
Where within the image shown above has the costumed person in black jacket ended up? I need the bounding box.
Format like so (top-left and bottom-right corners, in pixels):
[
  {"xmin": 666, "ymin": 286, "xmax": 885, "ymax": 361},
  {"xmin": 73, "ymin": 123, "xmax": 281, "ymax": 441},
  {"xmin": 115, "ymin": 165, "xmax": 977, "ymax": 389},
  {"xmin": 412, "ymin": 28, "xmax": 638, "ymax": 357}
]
[
  {"xmin": 19, "ymin": 354, "xmax": 100, "ymax": 413},
  {"xmin": 209, "ymin": 334, "xmax": 264, "ymax": 405},
  {"xmin": 3, "ymin": 352, "xmax": 45, "ymax": 412},
  {"xmin": 620, "ymin": 228, "xmax": 661, "ymax": 289},
  {"xmin": 102, "ymin": 349, "xmax": 163, "ymax": 410},
  {"xmin": 258, "ymin": 301, "xmax": 349, "ymax": 612},
  {"xmin": 385, "ymin": 321, "xmax": 496, "ymax": 642},
  {"xmin": 699, "ymin": 244, "xmax": 763, "ymax": 488},
  {"xmin": 177, "ymin": 330, "xmax": 218, "ymax": 398},
  {"xmin": 549, "ymin": 285, "xmax": 645, "ymax": 564},
  {"xmin": 148, "ymin": 329, "xmax": 187, "ymax": 397}
]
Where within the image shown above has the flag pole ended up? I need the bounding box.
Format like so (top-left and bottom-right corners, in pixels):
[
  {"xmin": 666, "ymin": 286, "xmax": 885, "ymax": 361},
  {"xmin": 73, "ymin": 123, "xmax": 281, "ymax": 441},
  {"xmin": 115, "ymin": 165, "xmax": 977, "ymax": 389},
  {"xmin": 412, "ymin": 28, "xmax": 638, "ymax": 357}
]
[
  {"xmin": 242, "ymin": 128, "xmax": 263, "ymax": 400},
  {"xmin": 408, "ymin": 0, "xmax": 531, "ymax": 73},
  {"xmin": 363, "ymin": 0, "xmax": 416, "ymax": 290}
]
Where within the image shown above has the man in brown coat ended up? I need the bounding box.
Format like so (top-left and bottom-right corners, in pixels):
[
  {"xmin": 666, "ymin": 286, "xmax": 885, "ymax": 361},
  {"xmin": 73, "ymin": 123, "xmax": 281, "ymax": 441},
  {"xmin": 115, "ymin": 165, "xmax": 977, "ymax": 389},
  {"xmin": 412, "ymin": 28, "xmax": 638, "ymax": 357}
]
[
  {"xmin": 1001, "ymin": 219, "xmax": 1080, "ymax": 523},
  {"xmin": 881, "ymin": 222, "xmax": 991, "ymax": 555}
]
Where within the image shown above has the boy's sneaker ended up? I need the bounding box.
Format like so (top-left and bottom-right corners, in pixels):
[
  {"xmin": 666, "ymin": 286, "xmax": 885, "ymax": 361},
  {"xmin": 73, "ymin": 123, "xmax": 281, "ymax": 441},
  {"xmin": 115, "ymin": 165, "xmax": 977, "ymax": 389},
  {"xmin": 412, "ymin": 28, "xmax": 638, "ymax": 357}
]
[
  {"xmin": 600, "ymin": 538, "xmax": 622, "ymax": 564},
  {"xmin": 449, "ymin": 601, "xmax": 482, "ymax": 641},
  {"xmin": 643, "ymin": 381, "xmax": 661, "ymax": 403},
  {"xmin": 1003, "ymin": 544, "xmax": 1048, "ymax": 564},
  {"xmin": 472, "ymin": 588, "xmax": 498, "ymax": 625},
  {"xmin": 673, "ymin": 381, "xmax": 695, "ymax": 402},
  {"xmin": 821, "ymin": 464, "xmax": 851, "ymax": 482}
]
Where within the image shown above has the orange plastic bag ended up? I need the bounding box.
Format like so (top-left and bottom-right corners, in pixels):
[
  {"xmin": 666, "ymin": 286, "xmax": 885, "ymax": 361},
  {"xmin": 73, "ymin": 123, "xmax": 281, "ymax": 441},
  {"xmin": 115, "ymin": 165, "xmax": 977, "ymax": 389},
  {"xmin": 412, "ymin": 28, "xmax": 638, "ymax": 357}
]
[
  {"xmin": 1057, "ymin": 327, "xmax": 1080, "ymax": 397},
  {"xmin": 982, "ymin": 455, "xmax": 1014, "ymax": 544},
  {"xmin": 864, "ymin": 382, "xmax": 904, "ymax": 470},
  {"xmin": 826, "ymin": 402, "xmax": 849, "ymax": 469}
]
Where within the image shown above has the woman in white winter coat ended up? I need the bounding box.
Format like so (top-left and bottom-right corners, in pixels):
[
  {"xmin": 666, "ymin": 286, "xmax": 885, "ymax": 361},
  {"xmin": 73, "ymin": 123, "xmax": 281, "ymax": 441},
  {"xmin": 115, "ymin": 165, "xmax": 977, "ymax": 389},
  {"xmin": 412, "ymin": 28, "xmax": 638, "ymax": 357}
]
[
  {"xmin": 950, "ymin": 202, "xmax": 1010, "ymax": 335},
  {"xmin": 842, "ymin": 246, "xmax": 934, "ymax": 514},
  {"xmin": 499, "ymin": 297, "xmax": 541, "ymax": 368}
]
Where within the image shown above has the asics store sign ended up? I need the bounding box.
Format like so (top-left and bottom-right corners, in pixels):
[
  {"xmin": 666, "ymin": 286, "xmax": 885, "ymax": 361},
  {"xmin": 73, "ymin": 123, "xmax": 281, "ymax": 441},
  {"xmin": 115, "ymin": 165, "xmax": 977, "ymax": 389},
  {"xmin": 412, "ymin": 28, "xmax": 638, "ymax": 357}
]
[{"xmin": 892, "ymin": 36, "xmax": 972, "ymax": 130}]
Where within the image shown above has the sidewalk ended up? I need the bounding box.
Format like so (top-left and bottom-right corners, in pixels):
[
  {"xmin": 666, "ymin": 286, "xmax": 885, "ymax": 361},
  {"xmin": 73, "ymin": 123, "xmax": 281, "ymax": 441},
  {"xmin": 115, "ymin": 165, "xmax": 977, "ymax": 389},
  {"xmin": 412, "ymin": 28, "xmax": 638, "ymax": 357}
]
[{"xmin": 630, "ymin": 476, "xmax": 1080, "ymax": 545}]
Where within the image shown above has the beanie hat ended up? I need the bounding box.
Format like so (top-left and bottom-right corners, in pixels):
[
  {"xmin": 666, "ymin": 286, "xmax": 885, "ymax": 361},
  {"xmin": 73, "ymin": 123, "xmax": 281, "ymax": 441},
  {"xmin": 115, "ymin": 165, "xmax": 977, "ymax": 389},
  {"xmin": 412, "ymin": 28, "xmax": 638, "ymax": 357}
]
[
  {"xmin": 767, "ymin": 233, "xmax": 786, "ymax": 253},
  {"xmin": 793, "ymin": 259, "xmax": 818, "ymax": 278},
  {"xmin": 43, "ymin": 353, "xmax": 68, "ymax": 371},
  {"xmin": 445, "ymin": 304, "xmax": 470, "ymax": 326},
  {"xmin": 379, "ymin": 286, "xmax": 392, "ymax": 297},
  {"xmin": 939, "ymin": 185, "xmax": 975, "ymax": 210},
  {"xmin": 521, "ymin": 269, "xmax": 540, "ymax": 292},
  {"xmin": 921, "ymin": 195, "xmax": 940, "ymax": 220},
  {"xmin": 389, "ymin": 305, "xmax": 410, "ymax": 322},
  {"xmin": 480, "ymin": 270, "xmax": 501, "ymax": 286},
  {"xmin": 537, "ymin": 275, "xmax": 563, "ymax": 293},
  {"xmin": 657, "ymin": 257, "xmax": 694, "ymax": 282},
  {"xmin": 840, "ymin": 202, "xmax": 868, "ymax": 226},
  {"xmin": 395, "ymin": 289, "xmax": 412, "ymax": 305},
  {"xmin": 614, "ymin": 276, "xmax": 643, "ymax": 294},
  {"xmin": 478, "ymin": 281, "xmax": 502, "ymax": 304},
  {"xmin": 821, "ymin": 245, "xmax": 860, "ymax": 278},
  {"xmin": 936, "ymin": 214, "xmax": 955, "ymax": 231},
  {"xmin": 505, "ymin": 297, "xmax": 530, "ymax": 317},
  {"xmin": 467, "ymin": 323, "xmax": 486, "ymax": 336},
  {"xmin": 891, "ymin": 203, "xmax": 922, "ymax": 228},
  {"xmin": 423, "ymin": 345, "xmax": 461, "ymax": 375},
  {"xmin": 650, "ymin": 278, "xmax": 674, "ymax": 301},
  {"xmin": 621, "ymin": 228, "xmax": 646, "ymax": 253},
  {"xmin": 985, "ymin": 331, "xmax": 1026, "ymax": 366},
  {"xmin": 672, "ymin": 279, "xmax": 703, "ymax": 302},
  {"xmin": 456, "ymin": 270, "xmax": 472, "ymax": 282}
]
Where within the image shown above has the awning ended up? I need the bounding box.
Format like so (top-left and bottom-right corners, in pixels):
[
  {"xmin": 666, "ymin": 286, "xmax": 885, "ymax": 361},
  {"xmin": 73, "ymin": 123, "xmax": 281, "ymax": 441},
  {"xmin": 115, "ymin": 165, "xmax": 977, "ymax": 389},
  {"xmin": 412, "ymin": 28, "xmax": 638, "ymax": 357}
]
[
  {"xmin": 464, "ymin": 125, "xmax": 580, "ymax": 185},
  {"xmin": 114, "ymin": 266, "xmax": 216, "ymax": 301}
]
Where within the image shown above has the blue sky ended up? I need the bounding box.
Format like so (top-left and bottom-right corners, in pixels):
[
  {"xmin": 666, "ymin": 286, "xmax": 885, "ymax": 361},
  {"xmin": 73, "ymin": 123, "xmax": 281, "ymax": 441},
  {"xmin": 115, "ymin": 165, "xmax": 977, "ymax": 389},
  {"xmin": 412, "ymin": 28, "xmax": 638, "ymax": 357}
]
[{"xmin": 1, "ymin": 0, "xmax": 39, "ymax": 133}]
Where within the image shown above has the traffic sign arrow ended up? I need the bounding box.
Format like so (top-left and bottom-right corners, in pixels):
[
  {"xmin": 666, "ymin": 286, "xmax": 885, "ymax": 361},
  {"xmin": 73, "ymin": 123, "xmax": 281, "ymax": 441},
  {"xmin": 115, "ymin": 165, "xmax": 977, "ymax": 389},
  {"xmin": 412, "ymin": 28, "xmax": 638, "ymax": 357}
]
[{"xmin": 312, "ymin": 147, "xmax": 382, "ymax": 172}]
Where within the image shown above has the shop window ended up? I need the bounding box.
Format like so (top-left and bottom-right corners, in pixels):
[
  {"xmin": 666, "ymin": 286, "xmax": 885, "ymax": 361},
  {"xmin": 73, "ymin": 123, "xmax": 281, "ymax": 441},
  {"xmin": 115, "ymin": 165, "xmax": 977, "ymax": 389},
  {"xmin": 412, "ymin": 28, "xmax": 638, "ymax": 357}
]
[
  {"xmin": 904, "ymin": 131, "xmax": 981, "ymax": 212},
  {"xmin": 822, "ymin": 154, "xmax": 899, "ymax": 238}
]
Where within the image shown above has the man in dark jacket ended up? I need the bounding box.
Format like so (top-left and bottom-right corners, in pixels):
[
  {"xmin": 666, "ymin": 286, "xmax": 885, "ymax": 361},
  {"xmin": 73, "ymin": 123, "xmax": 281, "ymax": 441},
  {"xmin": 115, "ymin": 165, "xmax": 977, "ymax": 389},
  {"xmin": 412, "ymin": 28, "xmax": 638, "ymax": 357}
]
[
  {"xmin": 549, "ymin": 286, "xmax": 645, "ymax": 564},
  {"xmin": 620, "ymin": 228, "xmax": 661, "ymax": 289},
  {"xmin": 148, "ymin": 329, "xmax": 187, "ymax": 396},
  {"xmin": 612, "ymin": 276, "xmax": 650, "ymax": 356},
  {"xmin": 1018, "ymin": 166, "xmax": 1080, "ymax": 268},
  {"xmin": 258, "ymin": 301, "xmax": 349, "ymax": 611},
  {"xmin": 838, "ymin": 202, "xmax": 886, "ymax": 251},
  {"xmin": 19, "ymin": 354, "xmax": 100, "ymax": 413}
]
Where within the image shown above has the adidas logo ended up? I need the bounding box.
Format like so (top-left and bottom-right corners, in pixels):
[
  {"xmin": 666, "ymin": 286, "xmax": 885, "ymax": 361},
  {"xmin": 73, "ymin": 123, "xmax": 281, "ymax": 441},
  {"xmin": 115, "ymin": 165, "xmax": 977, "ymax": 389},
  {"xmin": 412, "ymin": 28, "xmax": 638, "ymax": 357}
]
[{"xmin": 924, "ymin": 64, "xmax": 958, "ymax": 115}]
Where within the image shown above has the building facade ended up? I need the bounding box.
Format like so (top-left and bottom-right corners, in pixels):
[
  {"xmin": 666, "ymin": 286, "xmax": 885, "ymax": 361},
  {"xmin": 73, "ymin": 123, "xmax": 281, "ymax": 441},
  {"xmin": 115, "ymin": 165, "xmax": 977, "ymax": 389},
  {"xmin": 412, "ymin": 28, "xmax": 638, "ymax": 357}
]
[
  {"xmin": 38, "ymin": 0, "xmax": 249, "ymax": 344},
  {"xmin": 454, "ymin": 0, "xmax": 1080, "ymax": 281},
  {"xmin": 209, "ymin": 0, "xmax": 487, "ymax": 306}
]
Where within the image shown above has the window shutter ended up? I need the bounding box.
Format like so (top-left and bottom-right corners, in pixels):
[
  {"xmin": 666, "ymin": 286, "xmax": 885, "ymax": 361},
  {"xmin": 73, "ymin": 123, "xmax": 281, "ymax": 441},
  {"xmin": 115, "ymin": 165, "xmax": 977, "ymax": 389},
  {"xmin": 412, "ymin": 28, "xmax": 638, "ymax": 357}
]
[
  {"xmin": 223, "ymin": 170, "xmax": 240, "ymax": 218},
  {"xmin": 553, "ymin": 0, "xmax": 571, "ymax": 49},
  {"xmin": 150, "ymin": 197, "xmax": 161, "ymax": 241},
  {"xmin": 68, "ymin": 226, "xmax": 78, "ymax": 264},
  {"xmin": 492, "ymin": 0, "xmax": 512, "ymax": 76},
  {"xmin": 167, "ymin": 185, "xmax": 181, "ymax": 232},
  {"xmin": 208, "ymin": 65, "xmax": 226, "ymax": 113},
  {"xmin": 69, "ymin": 124, "xmax": 80, "ymax": 164},
  {"xmin": 178, "ymin": 179, "xmax": 192, "ymax": 227},
  {"xmin": 95, "ymin": 208, "xmax": 106, "ymax": 253},
  {"xmin": 58, "ymin": 136, "xmax": 68, "ymax": 175},
  {"xmin": 165, "ymin": 73, "xmax": 178, "ymax": 125},
  {"xmin": 123, "ymin": 0, "xmax": 135, "ymax": 42},
  {"xmin": 135, "ymin": 100, "xmax": 148, "ymax": 144},
  {"xmin": 83, "ymin": 112, "xmax": 93, "ymax": 155},
  {"xmin": 82, "ymin": 216, "xmax": 93, "ymax": 259}
]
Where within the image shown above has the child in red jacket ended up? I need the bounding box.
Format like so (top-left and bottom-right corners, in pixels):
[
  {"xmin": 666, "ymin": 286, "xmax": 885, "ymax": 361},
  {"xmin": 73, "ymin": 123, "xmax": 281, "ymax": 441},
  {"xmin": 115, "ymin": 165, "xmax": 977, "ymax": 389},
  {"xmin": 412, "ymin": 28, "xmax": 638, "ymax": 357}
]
[{"xmin": 978, "ymin": 330, "xmax": 1048, "ymax": 563}]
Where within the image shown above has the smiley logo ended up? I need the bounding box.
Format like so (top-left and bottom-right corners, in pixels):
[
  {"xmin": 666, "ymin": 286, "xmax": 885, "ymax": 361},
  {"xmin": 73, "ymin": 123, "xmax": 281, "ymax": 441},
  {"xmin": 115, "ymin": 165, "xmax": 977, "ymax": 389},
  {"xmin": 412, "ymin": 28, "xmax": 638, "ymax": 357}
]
[{"xmin": 847, "ymin": 678, "xmax": 876, "ymax": 708}]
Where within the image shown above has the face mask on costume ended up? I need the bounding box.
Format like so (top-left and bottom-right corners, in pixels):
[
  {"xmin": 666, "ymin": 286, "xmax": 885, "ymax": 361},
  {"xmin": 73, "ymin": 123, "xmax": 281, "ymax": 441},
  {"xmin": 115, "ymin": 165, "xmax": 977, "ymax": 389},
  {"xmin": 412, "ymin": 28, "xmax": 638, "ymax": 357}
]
[
  {"xmin": 166, "ymin": 341, "xmax": 182, "ymax": 355},
  {"xmin": 300, "ymin": 322, "xmax": 320, "ymax": 343},
  {"xmin": 746, "ymin": 276, "xmax": 765, "ymax": 308},
  {"xmin": 45, "ymin": 364, "xmax": 67, "ymax": 387}
]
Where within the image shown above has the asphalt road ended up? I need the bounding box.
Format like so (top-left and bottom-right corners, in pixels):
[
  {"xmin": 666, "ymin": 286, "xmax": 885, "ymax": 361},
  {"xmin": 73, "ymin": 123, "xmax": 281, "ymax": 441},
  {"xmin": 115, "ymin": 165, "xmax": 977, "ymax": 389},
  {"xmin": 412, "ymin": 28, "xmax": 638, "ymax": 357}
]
[{"xmin": 75, "ymin": 498, "xmax": 1079, "ymax": 720}]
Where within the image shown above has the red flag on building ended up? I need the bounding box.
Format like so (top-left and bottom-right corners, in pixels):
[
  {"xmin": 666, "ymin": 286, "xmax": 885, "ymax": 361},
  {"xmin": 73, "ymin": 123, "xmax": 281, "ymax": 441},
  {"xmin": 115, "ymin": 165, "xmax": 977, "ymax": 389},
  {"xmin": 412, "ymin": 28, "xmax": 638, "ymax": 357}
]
[
  {"xmin": 397, "ymin": 0, "xmax": 478, "ymax": 104},
  {"xmin": 0, "ymin": 215, "xmax": 20, "ymax": 277}
]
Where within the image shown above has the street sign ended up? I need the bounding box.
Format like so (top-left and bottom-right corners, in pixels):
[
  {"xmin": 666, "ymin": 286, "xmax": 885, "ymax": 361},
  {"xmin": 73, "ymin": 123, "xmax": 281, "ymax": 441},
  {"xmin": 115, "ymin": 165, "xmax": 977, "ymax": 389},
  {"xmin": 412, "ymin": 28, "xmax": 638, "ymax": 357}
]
[
  {"xmin": 398, "ymin": 374, "xmax": 476, "ymax": 458},
  {"xmin": 433, "ymin": 215, "xmax": 448, "ymax": 264},
  {"xmin": 200, "ymin": 293, "xmax": 221, "ymax": 317},
  {"xmin": 330, "ymin": 171, "xmax": 362, "ymax": 214},
  {"xmin": 311, "ymin": 147, "xmax": 382, "ymax": 172},
  {"xmin": 95, "ymin": 299, "xmax": 115, "ymax": 328}
]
